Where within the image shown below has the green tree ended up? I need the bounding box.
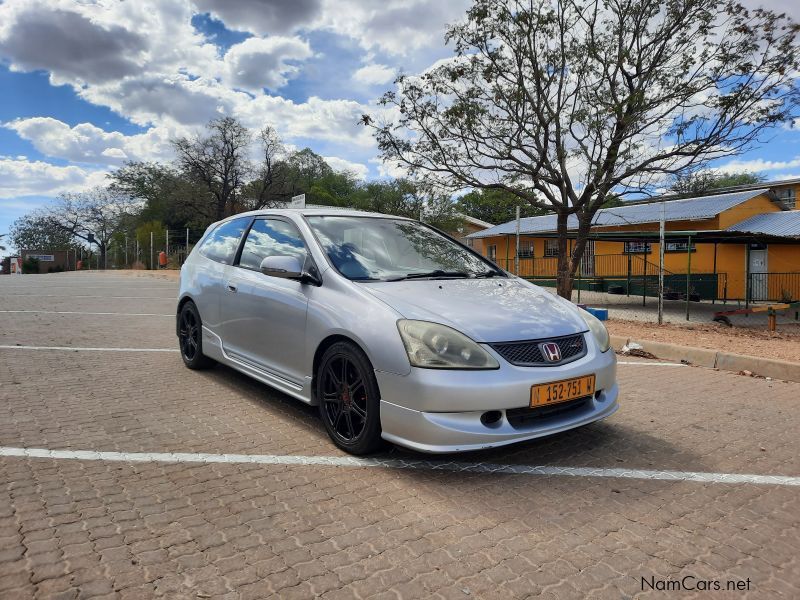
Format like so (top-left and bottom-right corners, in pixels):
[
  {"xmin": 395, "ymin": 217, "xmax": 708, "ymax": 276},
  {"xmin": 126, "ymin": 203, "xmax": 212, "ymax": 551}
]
[
  {"xmin": 109, "ymin": 162, "xmax": 210, "ymax": 229},
  {"xmin": 669, "ymin": 171, "xmax": 766, "ymax": 195},
  {"xmin": 456, "ymin": 189, "xmax": 546, "ymax": 225},
  {"xmin": 369, "ymin": 0, "xmax": 800, "ymax": 298},
  {"xmin": 135, "ymin": 221, "xmax": 166, "ymax": 269},
  {"xmin": 9, "ymin": 214, "xmax": 79, "ymax": 251}
]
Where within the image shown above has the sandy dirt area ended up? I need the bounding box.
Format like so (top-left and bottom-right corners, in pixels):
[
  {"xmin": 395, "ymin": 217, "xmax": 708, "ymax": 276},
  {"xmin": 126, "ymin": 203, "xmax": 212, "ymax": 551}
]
[{"xmin": 608, "ymin": 318, "xmax": 800, "ymax": 363}]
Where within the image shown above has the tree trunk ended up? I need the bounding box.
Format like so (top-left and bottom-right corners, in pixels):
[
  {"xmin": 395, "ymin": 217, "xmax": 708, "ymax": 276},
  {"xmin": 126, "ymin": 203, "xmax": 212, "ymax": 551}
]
[
  {"xmin": 555, "ymin": 212, "xmax": 594, "ymax": 300},
  {"xmin": 555, "ymin": 212, "xmax": 573, "ymax": 299},
  {"xmin": 99, "ymin": 243, "xmax": 107, "ymax": 270}
]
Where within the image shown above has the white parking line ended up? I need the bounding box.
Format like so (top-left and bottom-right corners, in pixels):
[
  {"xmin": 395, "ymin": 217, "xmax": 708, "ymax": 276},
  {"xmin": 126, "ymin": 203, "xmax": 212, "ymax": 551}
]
[
  {"xmin": 0, "ymin": 345, "xmax": 178, "ymax": 352},
  {"xmin": 617, "ymin": 361, "xmax": 687, "ymax": 366},
  {"xmin": 1, "ymin": 446, "xmax": 797, "ymax": 487},
  {"xmin": 0, "ymin": 310, "xmax": 173, "ymax": 317},
  {"xmin": 0, "ymin": 294, "xmax": 174, "ymax": 299}
]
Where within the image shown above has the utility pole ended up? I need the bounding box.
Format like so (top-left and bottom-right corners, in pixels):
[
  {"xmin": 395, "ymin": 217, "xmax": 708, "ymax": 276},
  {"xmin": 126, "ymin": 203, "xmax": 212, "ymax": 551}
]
[
  {"xmin": 514, "ymin": 205, "xmax": 521, "ymax": 276},
  {"xmin": 658, "ymin": 199, "xmax": 665, "ymax": 325}
]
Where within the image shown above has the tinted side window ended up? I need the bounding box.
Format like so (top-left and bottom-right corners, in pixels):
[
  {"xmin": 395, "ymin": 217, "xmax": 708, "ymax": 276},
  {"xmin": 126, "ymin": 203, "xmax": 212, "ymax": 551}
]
[
  {"xmin": 239, "ymin": 219, "xmax": 306, "ymax": 270},
  {"xmin": 198, "ymin": 218, "xmax": 249, "ymax": 264}
]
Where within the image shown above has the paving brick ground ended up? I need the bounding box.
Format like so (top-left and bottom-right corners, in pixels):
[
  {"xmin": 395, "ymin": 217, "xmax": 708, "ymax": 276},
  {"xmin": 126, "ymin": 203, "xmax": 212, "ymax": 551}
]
[{"xmin": 1, "ymin": 272, "xmax": 799, "ymax": 599}]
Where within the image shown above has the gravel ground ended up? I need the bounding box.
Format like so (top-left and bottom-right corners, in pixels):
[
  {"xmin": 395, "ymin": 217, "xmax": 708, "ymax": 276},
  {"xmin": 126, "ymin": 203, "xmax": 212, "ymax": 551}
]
[{"xmin": 553, "ymin": 289, "xmax": 800, "ymax": 364}]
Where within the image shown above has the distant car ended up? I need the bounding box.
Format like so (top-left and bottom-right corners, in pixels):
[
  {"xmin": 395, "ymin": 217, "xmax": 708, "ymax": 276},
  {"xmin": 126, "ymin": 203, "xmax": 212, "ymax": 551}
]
[{"xmin": 177, "ymin": 209, "xmax": 618, "ymax": 454}]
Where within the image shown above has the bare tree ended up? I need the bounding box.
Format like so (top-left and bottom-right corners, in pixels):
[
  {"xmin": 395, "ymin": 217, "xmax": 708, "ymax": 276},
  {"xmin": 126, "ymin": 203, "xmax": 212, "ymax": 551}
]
[
  {"xmin": 242, "ymin": 126, "xmax": 292, "ymax": 210},
  {"xmin": 173, "ymin": 118, "xmax": 291, "ymax": 217},
  {"xmin": 368, "ymin": 0, "xmax": 800, "ymax": 298},
  {"xmin": 47, "ymin": 188, "xmax": 139, "ymax": 269},
  {"xmin": 173, "ymin": 117, "xmax": 252, "ymax": 221}
]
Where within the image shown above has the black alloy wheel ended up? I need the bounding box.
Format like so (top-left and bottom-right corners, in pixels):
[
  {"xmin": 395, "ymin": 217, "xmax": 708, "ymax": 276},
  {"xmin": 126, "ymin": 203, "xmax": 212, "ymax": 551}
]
[
  {"xmin": 317, "ymin": 341, "xmax": 382, "ymax": 454},
  {"xmin": 178, "ymin": 301, "xmax": 215, "ymax": 369}
]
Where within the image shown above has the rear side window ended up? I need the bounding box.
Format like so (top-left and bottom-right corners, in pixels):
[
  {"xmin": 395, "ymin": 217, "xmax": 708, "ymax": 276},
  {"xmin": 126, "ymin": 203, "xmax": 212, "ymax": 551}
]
[
  {"xmin": 198, "ymin": 218, "xmax": 249, "ymax": 264},
  {"xmin": 239, "ymin": 219, "xmax": 307, "ymax": 270}
]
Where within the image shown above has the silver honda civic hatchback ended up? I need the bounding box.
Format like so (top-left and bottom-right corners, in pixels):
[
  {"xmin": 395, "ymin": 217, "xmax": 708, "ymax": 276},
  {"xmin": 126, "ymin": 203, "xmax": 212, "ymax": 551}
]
[{"xmin": 177, "ymin": 208, "xmax": 619, "ymax": 454}]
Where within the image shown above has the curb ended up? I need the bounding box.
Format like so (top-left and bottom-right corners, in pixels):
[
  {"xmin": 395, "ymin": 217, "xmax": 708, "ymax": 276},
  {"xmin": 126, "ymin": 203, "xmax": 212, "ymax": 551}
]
[{"xmin": 610, "ymin": 335, "xmax": 800, "ymax": 383}]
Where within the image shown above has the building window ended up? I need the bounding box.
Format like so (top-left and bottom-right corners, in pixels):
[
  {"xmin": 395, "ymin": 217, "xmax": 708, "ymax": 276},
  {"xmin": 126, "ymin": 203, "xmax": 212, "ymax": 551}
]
[
  {"xmin": 544, "ymin": 239, "xmax": 559, "ymax": 257},
  {"xmin": 487, "ymin": 245, "xmax": 497, "ymax": 261},
  {"xmin": 664, "ymin": 241, "xmax": 696, "ymax": 253},
  {"xmin": 775, "ymin": 187, "xmax": 796, "ymax": 209},
  {"xmin": 624, "ymin": 241, "xmax": 652, "ymax": 254},
  {"xmin": 517, "ymin": 240, "xmax": 534, "ymax": 258}
]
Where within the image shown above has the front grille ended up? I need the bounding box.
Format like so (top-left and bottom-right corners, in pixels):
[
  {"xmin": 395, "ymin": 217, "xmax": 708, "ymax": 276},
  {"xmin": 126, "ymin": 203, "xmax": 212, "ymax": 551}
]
[
  {"xmin": 489, "ymin": 333, "xmax": 586, "ymax": 366},
  {"xmin": 506, "ymin": 396, "xmax": 592, "ymax": 429}
]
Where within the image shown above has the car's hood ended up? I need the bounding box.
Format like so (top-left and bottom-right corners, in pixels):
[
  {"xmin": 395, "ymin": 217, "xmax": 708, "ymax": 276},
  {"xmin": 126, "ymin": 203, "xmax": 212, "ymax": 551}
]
[{"xmin": 362, "ymin": 278, "xmax": 587, "ymax": 342}]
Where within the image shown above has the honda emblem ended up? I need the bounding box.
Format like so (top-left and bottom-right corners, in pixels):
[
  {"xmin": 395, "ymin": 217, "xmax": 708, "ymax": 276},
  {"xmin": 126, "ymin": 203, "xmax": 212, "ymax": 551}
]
[{"xmin": 540, "ymin": 342, "xmax": 562, "ymax": 362}]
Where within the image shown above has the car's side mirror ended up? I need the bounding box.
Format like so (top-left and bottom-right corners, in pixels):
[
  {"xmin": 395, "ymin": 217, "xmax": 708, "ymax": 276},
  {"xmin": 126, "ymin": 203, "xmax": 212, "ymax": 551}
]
[{"xmin": 260, "ymin": 255, "xmax": 303, "ymax": 279}]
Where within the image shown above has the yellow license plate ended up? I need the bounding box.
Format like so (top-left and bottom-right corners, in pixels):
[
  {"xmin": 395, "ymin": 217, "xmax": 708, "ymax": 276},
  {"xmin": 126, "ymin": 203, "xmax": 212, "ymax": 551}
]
[{"xmin": 531, "ymin": 375, "xmax": 595, "ymax": 407}]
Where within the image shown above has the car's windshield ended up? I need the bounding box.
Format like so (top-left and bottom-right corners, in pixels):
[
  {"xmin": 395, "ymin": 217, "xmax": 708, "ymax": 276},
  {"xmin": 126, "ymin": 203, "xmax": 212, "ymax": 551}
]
[{"xmin": 305, "ymin": 216, "xmax": 504, "ymax": 281}]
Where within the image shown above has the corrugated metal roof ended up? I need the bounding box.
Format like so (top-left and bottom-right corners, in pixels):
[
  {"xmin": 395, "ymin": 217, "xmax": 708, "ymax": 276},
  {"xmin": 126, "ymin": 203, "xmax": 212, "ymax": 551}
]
[
  {"xmin": 467, "ymin": 189, "xmax": 770, "ymax": 239},
  {"xmin": 726, "ymin": 211, "xmax": 800, "ymax": 237}
]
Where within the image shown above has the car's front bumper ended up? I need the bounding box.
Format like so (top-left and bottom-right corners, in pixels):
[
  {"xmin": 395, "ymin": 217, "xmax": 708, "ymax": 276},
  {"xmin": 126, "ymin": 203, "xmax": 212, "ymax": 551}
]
[{"xmin": 375, "ymin": 342, "xmax": 619, "ymax": 453}]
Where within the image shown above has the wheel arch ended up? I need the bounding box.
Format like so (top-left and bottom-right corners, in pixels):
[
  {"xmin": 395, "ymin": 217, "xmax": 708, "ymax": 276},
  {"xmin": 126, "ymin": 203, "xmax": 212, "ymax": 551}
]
[
  {"xmin": 311, "ymin": 334, "xmax": 379, "ymax": 404},
  {"xmin": 176, "ymin": 295, "xmax": 195, "ymax": 336}
]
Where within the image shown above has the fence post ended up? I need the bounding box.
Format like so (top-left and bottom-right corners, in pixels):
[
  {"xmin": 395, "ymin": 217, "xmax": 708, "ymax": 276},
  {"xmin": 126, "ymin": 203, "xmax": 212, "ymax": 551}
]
[
  {"xmin": 685, "ymin": 235, "xmax": 692, "ymax": 321},
  {"xmin": 124, "ymin": 234, "xmax": 128, "ymax": 267},
  {"xmin": 150, "ymin": 231, "xmax": 154, "ymax": 271},
  {"xmin": 166, "ymin": 229, "xmax": 169, "ymax": 257},
  {"xmin": 626, "ymin": 253, "xmax": 631, "ymax": 296},
  {"xmin": 642, "ymin": 251, "xmax": 647, "ymax": 307},
  {"xmin": 745, "ymin": 244, "xmax": 751, "ymax": 309},
  {"xmin": 186, "ymin": 228, "xmax": 189, "ymax": 263}
]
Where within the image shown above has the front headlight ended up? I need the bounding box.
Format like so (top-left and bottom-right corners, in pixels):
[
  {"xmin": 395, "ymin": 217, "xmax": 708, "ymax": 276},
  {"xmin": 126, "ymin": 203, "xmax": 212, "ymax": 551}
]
[
  {"xmin": 397, "ymin": 320, "xmax": 499, "ymax": 369},
  {"xmin": 578, "ymin": 308, "xmax": 610, "ymax": 352}
]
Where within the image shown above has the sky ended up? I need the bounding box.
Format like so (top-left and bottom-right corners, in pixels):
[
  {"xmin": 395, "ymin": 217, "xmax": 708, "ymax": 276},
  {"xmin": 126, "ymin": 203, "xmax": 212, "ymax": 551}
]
[{"xmin": 1, "ymin": 0, "xmax": 799, "ymax": 246}]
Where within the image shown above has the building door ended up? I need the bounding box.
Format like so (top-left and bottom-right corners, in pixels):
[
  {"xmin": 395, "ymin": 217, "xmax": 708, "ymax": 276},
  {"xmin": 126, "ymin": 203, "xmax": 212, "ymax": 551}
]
[
  {"xmin": 748, "ymin": 246, "xmax": 768, "ymax": 301},
  {"xmin": 580, "ymin": 240, "xmax": 595, "ymax": 277}
]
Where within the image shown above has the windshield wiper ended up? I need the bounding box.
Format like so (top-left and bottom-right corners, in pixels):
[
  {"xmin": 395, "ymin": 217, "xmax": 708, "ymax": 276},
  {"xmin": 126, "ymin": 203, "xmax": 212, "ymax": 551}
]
[
  {"xmin": 473, "ymin": 270, "xmax": 503, "ymax": 278},
  {"xmin": 387, "ymin": 270, "xmax": 471, "ymax": 281}
]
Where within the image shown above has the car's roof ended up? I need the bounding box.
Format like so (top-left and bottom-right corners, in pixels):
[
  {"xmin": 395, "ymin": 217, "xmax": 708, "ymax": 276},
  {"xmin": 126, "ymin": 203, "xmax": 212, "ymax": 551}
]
[{"xmin": 226, "ymin": 207, "xmax": 415, "ymax": 220}]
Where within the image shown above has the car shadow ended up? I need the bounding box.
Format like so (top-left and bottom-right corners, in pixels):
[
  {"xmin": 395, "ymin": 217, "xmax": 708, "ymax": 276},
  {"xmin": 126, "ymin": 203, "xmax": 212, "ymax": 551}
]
[{"xmin": 197, "ymin": 361, "xmax": 704, "ymax": 477}]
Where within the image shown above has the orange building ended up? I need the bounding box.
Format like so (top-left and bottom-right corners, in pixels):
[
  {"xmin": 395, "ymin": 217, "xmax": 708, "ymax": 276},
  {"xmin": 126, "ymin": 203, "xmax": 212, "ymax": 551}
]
[{"xmin": 467, "ymin": 182, "xmax": 800, "ymax": 302}]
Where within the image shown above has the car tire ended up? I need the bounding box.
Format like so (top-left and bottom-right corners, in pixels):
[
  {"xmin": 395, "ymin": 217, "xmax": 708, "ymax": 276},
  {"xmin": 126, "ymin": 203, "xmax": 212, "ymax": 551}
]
[
  {"xmin": 316, "ymin": 341, "xmax": 384, "ymax": 455},
  {"xmin": 178, "ymin": 301, "xmax": 216, "ymax": 370}
]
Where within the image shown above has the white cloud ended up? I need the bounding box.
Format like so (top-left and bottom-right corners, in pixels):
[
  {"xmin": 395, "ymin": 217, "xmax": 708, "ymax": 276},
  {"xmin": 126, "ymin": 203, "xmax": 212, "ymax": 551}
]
[
  {"xmin": 369, "ymin": 157, "xmax": 408, "ymax": 179},
  {"xmin": 317, "ymin": 0, "xmax": 470, "ymax": 56},
  {"xmin": 715, "ymin": 156, "xmax": 800, "ymax": 174},
  {"xmin": 353, "ymin": 63, "xmax": 395, "ymax": 86},
  {"xmin": 192, "ymin": 0, "xmax": 323, "ymax": 36},
  {"xmin": 323, "ymin": 156, "xmax": 368, "ymax": 179},
  {"xmin": 4, "ymin": 118, "xmax": 179, "ymax": 166},
  {"xmin": 223, "ymin": 36, "xmax": 312, "ymax": 92},
  {"xmin": 0, "ymin": 158, "xmax": 108, "ymax": 198}
]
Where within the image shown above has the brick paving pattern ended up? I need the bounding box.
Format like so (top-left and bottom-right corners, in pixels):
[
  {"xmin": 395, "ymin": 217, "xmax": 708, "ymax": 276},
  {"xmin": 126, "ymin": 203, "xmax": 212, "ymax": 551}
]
[{"xmin": 1, "ymin": 272, "xmax": 799, "ymax": 598}]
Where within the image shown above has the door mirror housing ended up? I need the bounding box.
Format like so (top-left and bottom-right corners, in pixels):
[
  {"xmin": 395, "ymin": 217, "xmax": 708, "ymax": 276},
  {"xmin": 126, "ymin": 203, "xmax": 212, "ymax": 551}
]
[{"xmin": 260, "ymin": 255, "xmax": 303, "ymax": 279}]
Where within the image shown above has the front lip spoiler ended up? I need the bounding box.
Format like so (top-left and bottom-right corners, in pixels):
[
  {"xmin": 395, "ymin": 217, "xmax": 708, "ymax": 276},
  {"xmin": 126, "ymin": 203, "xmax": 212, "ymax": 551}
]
[{"xmin": 378, "ymin": 386, "xmax": 620, "ymax": 454}]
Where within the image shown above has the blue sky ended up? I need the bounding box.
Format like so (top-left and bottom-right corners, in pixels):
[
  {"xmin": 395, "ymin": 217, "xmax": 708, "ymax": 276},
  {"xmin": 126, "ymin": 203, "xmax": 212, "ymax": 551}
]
[{"xmin": 1, "ymin": 0, "xmax": 799, "ymax": 249}]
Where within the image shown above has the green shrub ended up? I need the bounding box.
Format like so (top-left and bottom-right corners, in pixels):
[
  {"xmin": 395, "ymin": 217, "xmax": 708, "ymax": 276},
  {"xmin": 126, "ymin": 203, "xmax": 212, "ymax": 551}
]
[{"xmin": 22, "ymin": 257, "xmax": 40, "ymax": 274}]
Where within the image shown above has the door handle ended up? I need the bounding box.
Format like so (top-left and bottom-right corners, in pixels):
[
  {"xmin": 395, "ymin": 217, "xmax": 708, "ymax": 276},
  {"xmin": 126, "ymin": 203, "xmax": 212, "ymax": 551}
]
[{"xmin": 227, "ymin": 283, "xmax": 238, "ymax": 293}]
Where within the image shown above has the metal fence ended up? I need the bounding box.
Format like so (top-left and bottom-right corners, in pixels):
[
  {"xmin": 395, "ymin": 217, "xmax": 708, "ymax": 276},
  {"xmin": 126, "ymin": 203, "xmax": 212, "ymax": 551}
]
[
  {"xmin": 495, "ymin": 254, "xmax": 729, "ymax": 302},
  {"xmin": 107, "ymin": 228, "xmax": 208, "ymax": 270},
  {"xmin": 747, "ymin": 272, "xmax": 800, "ymax": 303}
]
